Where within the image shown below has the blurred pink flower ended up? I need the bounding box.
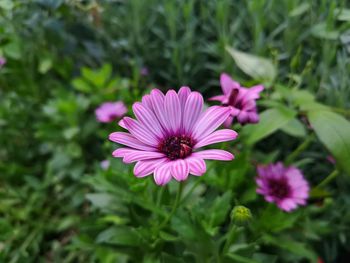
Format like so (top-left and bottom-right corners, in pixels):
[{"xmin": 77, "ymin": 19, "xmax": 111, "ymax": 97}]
[
  {"xmin": 140, "ymin": 67, "xmax": 149, "ymax": 76},
  {"xmin": 256, "ymin": 162, "xmax": 309, "ymax": 212},
  {"xmin": 326, "ymin": 155, "xmax": 336, "ymax": 164},
  {"xmin": 95, "ymin": 101, "xmax": 127, "ymax": 123},
  {"xmin": 210, "ymin": 73, "xmax": 264, "ymax": 126},
  {"xmin": 0, "ymin": 57, "xmax": 6, "ymax": 68},
  {"xmin": 109, "ymin": 87, "xmax": 237, "ymax": 185},
  {"xmin": 100, "ymin": 160, "xmax": 110, "ymax": 170}
]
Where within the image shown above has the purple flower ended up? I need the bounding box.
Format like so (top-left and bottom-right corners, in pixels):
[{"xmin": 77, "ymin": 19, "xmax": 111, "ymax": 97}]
[
  {"xmin": 100, "ymin": 160, "xmax": 110, "ymax": 170},
  {"xmin": 256, "ymin": 162, "xmax": 309, "ymax": 212},
  {"xmin": 140, "ymin": 67, "xmax": 149, "ymax": 76},
  {"xmin": 95, "ymin": 101, "xmax": 127, "ymax": 123},
  {"xmin": 210, "ymin": 73, "xmax": 264, "ymax": 126},
  {"xmin": 0, "ymin": 57, "xmax": 6, "ymax": 68},
  {"xmin": 109, "ymin": 87, "xmax": 238, "ymax": 185}
]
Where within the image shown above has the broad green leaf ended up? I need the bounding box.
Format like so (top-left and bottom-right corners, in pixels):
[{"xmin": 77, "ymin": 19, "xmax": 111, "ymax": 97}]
[
  {"xmin": 263, "ymin": 235, "xmax": 317, "ymax": 261},
  {"xmin": 280, "ymin": 118, "xmax": 306, "ymax": 137},
  {"xmin": 226, "ymin": 47, "xmax": 276, "ymax": 82},
  {"xmin": 3, "ymin": 41, "xmax": 21, "ymax": 59},
  {"xmin": 308, "ymin": 110, "xmax": 350, "ymax": 175},
  {"xmin": 289, "ymin": 3, "xmax": 310, "ymax": 17},
  {"xmin": 335, "ymin": 8, "xmax": 350, "ymax": 21},
  {"xmin": 96, "ymin": 227, "xmax": 141, "ymax": 246},
  {"xmin": 311, "ymin": 23, "xmax": 339, "ymax": 40},
  {"xmin": 243, "ymin": 107, "xmax": 296, "ymax": 145},
  {"xmin": 72, "ymin": 78, "xmax": 92, "ymax": 93},
  {"xmin": 86, "ymin": 193, "xmax": 114, "ymax": 208}
]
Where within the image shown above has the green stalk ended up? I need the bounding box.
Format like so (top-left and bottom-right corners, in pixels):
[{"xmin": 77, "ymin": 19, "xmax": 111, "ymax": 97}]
[
  {"xmin": 285, "ymin": 135, "xmax": 313, "ymax": 165},
  {"xmin": 315, "ymin": 170, "xmax": 339, "ymax": 189}
]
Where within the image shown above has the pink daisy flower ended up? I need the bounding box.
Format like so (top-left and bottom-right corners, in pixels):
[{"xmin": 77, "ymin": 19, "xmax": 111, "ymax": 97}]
[
  {"xmin": 109, "ymin": 87, "xmax": 238, "ymax": 185},
  {"xmin": 210, "ymin": 73, "xmax": 264, "ymax": 126},
  {"xmin": 0, "ymin": 57, "xmax": 6, "ymax": 68},
  {"xmin": 95, "ymin": 101, "xmax": 127, "ymax": 123},
  {"xmin": 256, "ymin": 162, "xmax": 309, "ymax": 212}
]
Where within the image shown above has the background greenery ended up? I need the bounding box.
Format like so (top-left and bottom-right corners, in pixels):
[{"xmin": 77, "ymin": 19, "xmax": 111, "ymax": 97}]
[{"xmin": 1, "ymin": 0, "xmax": 350, "ymax": 262}]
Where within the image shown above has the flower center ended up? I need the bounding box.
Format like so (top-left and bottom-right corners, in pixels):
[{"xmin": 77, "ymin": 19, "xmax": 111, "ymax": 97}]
[
  {"xmin": 159, "ymin": 135, "xmax": 194, "ymax": 160},
  {"xmin": 223, "ymin": 89, "xmax": 243, "ymax": 110},
  {"xmin": 268, "ymin": 178, "xmax": 291, "ymax": 199}
]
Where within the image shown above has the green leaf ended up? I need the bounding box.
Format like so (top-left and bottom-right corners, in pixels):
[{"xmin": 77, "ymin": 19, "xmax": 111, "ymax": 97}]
[
  {"xmin": 307, "ymin": 110, "xmax": 350, "ymax": 175},
  {"xmin": 243, "ymin": 107, "xmax": 296, "ymax": 145},
  {"xmin": 311, "ymin": 23, "xmax": 339, "ymax": 40},
  {"xmin": 72, "ymin": 78, "xmax": 92, "ymax": 93},
  {"xmin": 86, "ymin": 193, "xmax": 114, "ymax": 208},
  {"xmin": 289, "ymin": 3, "xmax": 310, "ymax": 17},
  {"xmin": 3, "ymin": 41, "xmax": 21, "ymax": 59},
  {"xmin": 38, "ymin": 57, "xmax": 52, "ymax": 74},
  {"xmin": 335, "ymin": 8, "xmax": 350, "ymax": 21},
  {"xmin": 226, "ymin": 47, "xmax": 276, "ymax": 82},
  {"xmin": 96, "ymin": 227, "xmax": 141, "ymax": 246},
  {"xmin": 280, "ymin": 118, "xmax": 306, "ymax": 137},
  {"xmin": 263, "ymin": 235, "xmax": 317, "ymax": 261},
  {"xmin": 226, "ymin": 253, "xmax": 260, "ymax": 263}
]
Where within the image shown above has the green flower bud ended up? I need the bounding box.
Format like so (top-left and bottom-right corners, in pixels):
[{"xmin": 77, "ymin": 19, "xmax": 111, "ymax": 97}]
[{"xmin": 230, "ymin": 205, "xmax": 252, "ymax": 224}]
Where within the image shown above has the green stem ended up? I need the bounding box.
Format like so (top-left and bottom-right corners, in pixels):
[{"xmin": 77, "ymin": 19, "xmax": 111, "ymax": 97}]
[
  {"xmin": 315, "ymin": 170, "xmax": 339, "ymax": 189},
  {"xmin": 285, "ymin": 135, "xmax": 313, "ymax": 165},
  {"xmin": 158, "ymin": 183, "xmax": 184, "ymax": 230},
  {"xmin": 222, "ymin": 223, "xmax": 238, "ymax": 256}
]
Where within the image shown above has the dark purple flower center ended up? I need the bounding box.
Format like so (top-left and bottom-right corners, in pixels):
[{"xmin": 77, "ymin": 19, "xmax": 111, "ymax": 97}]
[
  {"xmin": 159, "ymin": 135, "xmax": 194, "ymax": 160},
  {"xmin": 267, "ymin": 178, "xmax": 291, "ymax": 199},
  {"xmin": 108, "ymin": 113, "xmax": 119, "ymax": 121},
  {"xmin": 224, "ymin": 89, "xmax": 243, "ymax": 110}
]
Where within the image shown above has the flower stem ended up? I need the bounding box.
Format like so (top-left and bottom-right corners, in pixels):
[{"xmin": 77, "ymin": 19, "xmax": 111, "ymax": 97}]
[
  {"xmin": 285, "ymin": 135, "xmax": 313, "ymax": 165},
  {"xmin": 315, "ymin": 170, "xmax": 339, "ymax": 189},
  {"xmin": 158, "ymin": 182, "xmax": 184, "ymax": 229},
  {"xmin": 222, "ymin": 223, "xmax": 238, "ymax": 256}
]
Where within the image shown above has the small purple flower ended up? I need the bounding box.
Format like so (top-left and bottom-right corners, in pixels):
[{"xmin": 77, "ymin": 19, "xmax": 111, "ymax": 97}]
[
  {"xmin": 256, "ymin": 162, "xmax": 309, "ymax": 212},
  {"xmin": 0, "ymin": 57, "xmax": 6, "ymax": 68},
  {"xmin": 140, "ymin": 67, "xmax": 149, "ymax": 76},
  {"xmin": 210, "ymin": 73, "xmax": 264, "ymax": 126},
  {"xmin": 95, "ymin": 101, "xmax": 127, "ymax": 123},
  {"xmin": 327, "ymin": 155, "xmax": 336, "ymax": 164},
  {"xmin": 100, "ymin": 160, "xmax": 110, "ymax": 170}
]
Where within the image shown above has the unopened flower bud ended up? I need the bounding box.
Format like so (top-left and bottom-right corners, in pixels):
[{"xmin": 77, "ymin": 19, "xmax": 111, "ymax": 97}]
[{"xmin": 231, "ymin": 205, "xmax": 252, "ymax": 224}]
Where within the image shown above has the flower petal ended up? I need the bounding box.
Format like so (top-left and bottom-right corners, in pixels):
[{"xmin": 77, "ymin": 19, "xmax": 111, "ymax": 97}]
[
  {"xmin": 113, "ymin": 148, "xmax": 165, "ymax": 163},
  {"xmin": 192, "ymin": 106, "xmax": 231, "ymax": 141},
  {"xmin": 123, "ymin": 117, "xmax": 159, "ymax": 146},
  {"xmin": 164, "ymin": 90, "xmax": 181, "ymax": 133},
  {"xmin": 194, "ymin": 129, "xmax": 237, "ymax": 148},
  {"xmin": 208, "ymin": 95, "xmax": 226, "ymax": 102},
  {"xmin": 186, "ymin": 156, "xmax": 206, "ymax": 176},
  {"xmin": 132, "ymin": 102, "xmax": 165, "ymax": 138},
  {"xmin": 183, "ymin": 91, "xmax": 203, "ymax": 133},
  {"xmin": 171, "ymin": 159, "xmax": 189, "ymax": 181},
  {"xmin": 178, "ymin": 86, "xmax": 191, "ymax": 108},
  {"xmin": 220, "ymin": 73, "xmax": 240, "ymax": 95},
  {"xmin": 150, "ymin": 89, "xmax": 170, "ymax": 132},
  {"xmin": 154, "ymin": 163, "xmax": 172, "ymax": 185},
  {"xmin": 192, "ymin": 149, "xmax": 234, "ymax": 161},
  {"xmin": 134, "ymin": 158, "xmax": 168, "ymax": 178},
  {"xmin": 118, "ymin": 119, "xmax": 127, "ymax": 129},
  {"xmin": 109, "ymin": 132, "xmax": 156, "ymax": 151}
]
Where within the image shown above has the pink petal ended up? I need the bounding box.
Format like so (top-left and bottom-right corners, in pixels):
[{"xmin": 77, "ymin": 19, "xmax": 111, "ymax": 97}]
[
  {"xmin": 164, "ymin": 90, "xmax": 181, "ymax": 133},
  {"xmin": 141, "ymin": 94, "xmax": 153, "ymax": 110},
  {"xmin": 220, "ymin": 73, "xmax": 240, "ymax": 95},
  {"xmin": 150, "ymin": 89, "xmax": 169, "ymax": 132},
  {"xmin": 208, "ymin": 95, "xmax": 226, "ymax": 102},
  {"xmin": 133, "ymin": 158, "xmax": 168, "ymax": 178},
  {"xmin": 194, "ymin": 129, "xmax": 237, "ymax": 148},
  {"xmin": 192, "ymin": 149, "xmax": 234, "ymax": 161},
  {"xmin": 223, "ymin": 115, "xmax": 234, "ymax": 128},
  {"xmin": 186, "ymin": 157, "xmax": 206, "ymax": 176},
  {"xmin": 132, "ymin": 102, "xmax": 165, "ymax": 138},
  {"xmin": 118, "ymin": 119, "xmax": 127, "ymax": 129},
  {"xmin": 245, "ymin": 85, "xmax": 264, "ymax": 100},
  {"xmin": 113, "ymin": 148, "xmax": 165, "ymax": 163},
  {"xmin": 154, "ymin": 163, "xmax": 172, "ymax": 185},
  {"xmin": 183, "ymin": 92, "xmax": 203, "ymax": 133},
  {"xmin": 178, "ymin": 86, "xmax": 191, "ymax": 108},
  {"xmin": 192, "ymin": 106, "xmax": 231, "ymax": 141},
  {"xmin": 237, "ymin": 111, "xmax": 249, "ymax": 124},
  {"xmin": 248, "ymin": 112, "xmax": 259, "ymax": 123},
  {"xmin": 123, "ymin": 117, "xmax": 159, "ymax": 146},
  {"xmin": 109, "ymin": 132, "xmax": 156, "ymax": 151},
  {"xmin": 171, "ymin": 160, "xmax": 189, "ymax": 181}
]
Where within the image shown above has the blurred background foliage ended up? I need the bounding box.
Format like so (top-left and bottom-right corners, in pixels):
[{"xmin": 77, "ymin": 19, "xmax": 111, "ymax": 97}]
[{"xmin": 1, "ymin": 0, "xmax": 350, "ymax": 262}]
